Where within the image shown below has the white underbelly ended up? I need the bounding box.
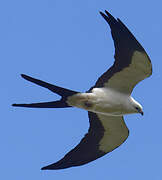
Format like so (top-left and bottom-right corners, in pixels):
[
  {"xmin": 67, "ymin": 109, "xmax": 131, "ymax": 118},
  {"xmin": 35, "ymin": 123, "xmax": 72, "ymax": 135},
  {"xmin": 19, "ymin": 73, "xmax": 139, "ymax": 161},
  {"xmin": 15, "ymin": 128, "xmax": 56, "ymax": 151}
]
[{"xmin": 67, "ymin": 87, "xmax": 132, "ymax": 116}]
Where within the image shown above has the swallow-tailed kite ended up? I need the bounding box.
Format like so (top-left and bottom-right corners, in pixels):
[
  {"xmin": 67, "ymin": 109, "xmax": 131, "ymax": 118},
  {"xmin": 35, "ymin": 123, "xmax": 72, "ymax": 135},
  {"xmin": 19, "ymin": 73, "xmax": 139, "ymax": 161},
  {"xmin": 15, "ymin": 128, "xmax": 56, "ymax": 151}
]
[{"xmin": 12, "ymin": 10, "xmax": 152, "ymax": 170}]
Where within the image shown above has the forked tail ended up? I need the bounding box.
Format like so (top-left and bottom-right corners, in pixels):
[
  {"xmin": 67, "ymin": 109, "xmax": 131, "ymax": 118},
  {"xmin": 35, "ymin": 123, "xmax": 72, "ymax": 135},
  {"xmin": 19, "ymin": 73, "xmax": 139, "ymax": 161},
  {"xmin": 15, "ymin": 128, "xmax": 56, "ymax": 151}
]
[{"xmin": 12, "ymin": 74, "xmax": 79, "ymax": 108}]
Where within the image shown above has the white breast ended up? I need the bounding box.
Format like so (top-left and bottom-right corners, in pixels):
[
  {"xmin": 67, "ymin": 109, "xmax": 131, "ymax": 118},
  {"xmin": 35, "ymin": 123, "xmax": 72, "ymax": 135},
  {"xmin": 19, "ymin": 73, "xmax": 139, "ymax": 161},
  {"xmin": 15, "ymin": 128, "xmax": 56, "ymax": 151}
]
[{"xmin": 91, "ymin": 88, "xmax": 132, "ymax": 116}]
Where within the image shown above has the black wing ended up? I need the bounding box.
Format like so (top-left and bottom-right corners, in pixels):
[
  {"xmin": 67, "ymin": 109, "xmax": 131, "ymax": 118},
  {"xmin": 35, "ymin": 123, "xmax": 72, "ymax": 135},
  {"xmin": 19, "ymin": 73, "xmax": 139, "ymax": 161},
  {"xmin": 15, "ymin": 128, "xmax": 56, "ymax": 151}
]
[
  {"xmin": 91, "ymin": 10, "xmax": 152, "ymax": 94},
  {"xmin": 42, "ymin": 112, "xmax": 129, "ymax": 170}
]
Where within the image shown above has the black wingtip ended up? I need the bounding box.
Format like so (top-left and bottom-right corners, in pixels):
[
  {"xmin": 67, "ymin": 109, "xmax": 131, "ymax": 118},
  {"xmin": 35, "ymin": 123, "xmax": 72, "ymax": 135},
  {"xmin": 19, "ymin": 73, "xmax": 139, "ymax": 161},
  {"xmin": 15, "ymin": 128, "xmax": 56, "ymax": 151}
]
[
  {"xmin": 105, "ymin": 10, "xmax": 113, "ymax": 18},
  {"xmin": 41, "ymin": 165, "xmax": 60, "ymax": 170},
  {"xmin": 41, "ymin": 160, "xmax": 74, "ymax": 170},
  {"xmin": 99, "ymin": 10, "xmax": 112, "ymax": 17},
  {"xmin": 41, "ymin": 165, "xmax": 57, "ymax": 170},
  {"xmin": 41, "ymin": 167, "xmax": 47, "ymax": 170},
  {"xmin": 99, "ymin": 10, "xmax": 117, "ymax": 25},
  {"xmin": 99, "ymin": 11, "xmax": 107, "ymax": 19},
  {"xmin": 99, "ymin": 11, "xmax": 103, "ymax": 15}
]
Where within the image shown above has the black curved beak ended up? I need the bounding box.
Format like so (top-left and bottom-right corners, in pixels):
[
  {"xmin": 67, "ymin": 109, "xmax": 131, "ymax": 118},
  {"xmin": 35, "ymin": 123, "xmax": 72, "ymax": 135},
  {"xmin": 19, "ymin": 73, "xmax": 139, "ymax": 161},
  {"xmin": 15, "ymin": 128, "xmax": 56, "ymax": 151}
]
[{"xmin": 140, "ymin": 110, "xmax": 144, "ymax": 116}]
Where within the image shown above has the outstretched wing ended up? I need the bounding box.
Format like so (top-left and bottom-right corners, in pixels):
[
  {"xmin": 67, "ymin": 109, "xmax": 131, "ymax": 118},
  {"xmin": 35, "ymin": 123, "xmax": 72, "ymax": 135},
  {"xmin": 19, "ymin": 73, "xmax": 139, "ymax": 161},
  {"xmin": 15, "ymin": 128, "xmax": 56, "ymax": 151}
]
[
  {"xmin": 42, "ymin": 112, "xmax": 129, "ymax": 170},
  {"xmin": 92, "ymin": 11, "xmax": 152, "ymax": 94}
]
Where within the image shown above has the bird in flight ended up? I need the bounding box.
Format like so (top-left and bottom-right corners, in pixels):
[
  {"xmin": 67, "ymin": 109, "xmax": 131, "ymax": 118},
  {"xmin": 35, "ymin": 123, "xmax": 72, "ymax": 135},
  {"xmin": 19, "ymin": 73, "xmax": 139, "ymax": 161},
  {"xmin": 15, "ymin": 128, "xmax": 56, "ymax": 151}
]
[{"xmin": 12, "ymin": 10, "xmax": 152, "ymax": 170}]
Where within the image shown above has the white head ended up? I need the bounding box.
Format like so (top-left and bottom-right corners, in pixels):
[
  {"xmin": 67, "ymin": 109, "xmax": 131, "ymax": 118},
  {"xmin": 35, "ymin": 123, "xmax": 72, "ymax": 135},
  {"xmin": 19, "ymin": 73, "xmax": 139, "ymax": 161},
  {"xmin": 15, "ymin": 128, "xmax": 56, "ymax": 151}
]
[{"xmin": 130, "ymin": 97, "xmax": 143, "ymax": 115}]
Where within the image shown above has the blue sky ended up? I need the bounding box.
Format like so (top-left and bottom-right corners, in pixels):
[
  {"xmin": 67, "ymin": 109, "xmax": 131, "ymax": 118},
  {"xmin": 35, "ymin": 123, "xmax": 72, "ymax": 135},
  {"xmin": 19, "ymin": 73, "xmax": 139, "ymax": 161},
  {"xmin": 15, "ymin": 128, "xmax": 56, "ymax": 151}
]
[{"xmin": 1, "ymin": 0, "xmax": 162, "ymax": 179}]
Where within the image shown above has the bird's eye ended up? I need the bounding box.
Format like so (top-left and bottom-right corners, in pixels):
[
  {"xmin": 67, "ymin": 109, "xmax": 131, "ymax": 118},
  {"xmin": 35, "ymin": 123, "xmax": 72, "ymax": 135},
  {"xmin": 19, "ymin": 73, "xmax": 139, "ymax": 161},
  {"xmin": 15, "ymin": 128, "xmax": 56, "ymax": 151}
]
[{"xmin": 135, "ymin": 107, "xmax": 139, "ymax": 110}]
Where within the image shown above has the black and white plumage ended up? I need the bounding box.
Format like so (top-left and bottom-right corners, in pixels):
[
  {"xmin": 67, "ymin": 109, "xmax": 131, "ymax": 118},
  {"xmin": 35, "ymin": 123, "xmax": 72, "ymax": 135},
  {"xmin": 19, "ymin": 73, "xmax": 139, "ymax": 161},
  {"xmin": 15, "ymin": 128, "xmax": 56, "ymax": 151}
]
[{"xmin": 12, "ymin": 10, "xmax": 152, "ymax": 170}]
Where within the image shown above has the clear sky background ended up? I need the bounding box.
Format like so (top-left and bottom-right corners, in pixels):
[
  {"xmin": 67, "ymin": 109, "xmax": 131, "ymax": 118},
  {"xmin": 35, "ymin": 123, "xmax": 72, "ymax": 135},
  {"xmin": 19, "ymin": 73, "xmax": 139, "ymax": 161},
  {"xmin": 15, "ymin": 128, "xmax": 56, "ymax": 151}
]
[{"xmin": 1, "ymin": 0, "xmax": 162, "ymax": 179}]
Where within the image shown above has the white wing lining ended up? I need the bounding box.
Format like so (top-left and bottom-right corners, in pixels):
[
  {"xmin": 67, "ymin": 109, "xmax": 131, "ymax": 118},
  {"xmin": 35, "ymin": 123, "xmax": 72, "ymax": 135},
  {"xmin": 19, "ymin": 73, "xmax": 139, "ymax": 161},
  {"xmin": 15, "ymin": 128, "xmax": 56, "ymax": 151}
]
[{"xmin": 97, "ymin": 114, "xmax": 129, "ymax": 152}]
